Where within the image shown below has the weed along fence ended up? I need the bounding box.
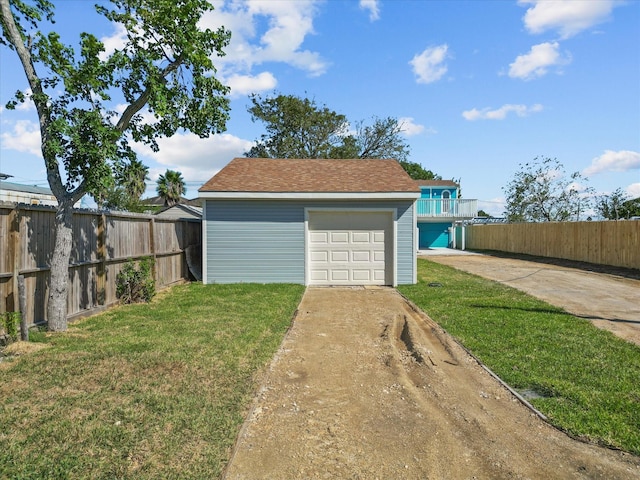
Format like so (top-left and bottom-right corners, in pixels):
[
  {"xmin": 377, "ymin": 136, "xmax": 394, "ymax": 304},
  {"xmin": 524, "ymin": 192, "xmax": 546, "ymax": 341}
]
[
  {"xmin": 454, "ymin": 220, "xmax": 640, "ymax": 270},
  {"xmin": 0, "ymin": 203, "xmax": 201, "ymax": 327}
]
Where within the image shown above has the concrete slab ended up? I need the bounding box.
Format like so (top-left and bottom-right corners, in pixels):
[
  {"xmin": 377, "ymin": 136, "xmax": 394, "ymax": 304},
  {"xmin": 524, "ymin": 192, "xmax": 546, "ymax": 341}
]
[{"xmin": 425, "ymin": 253, "xmax": 640, "ymax": 346}]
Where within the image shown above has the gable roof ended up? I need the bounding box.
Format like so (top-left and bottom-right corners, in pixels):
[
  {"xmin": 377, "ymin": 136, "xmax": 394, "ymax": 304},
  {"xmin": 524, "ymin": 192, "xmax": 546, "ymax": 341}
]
[
  {"xmin": 199, "ymin": 158, "xmax": 420, "ymax": 200},
  {"xmin": 416, "ymin": 179, "xmax": 459, "ymax": 188},
  {"xmin": 155, "ymin": 204, "xmax": 203, "ymax": 219}
]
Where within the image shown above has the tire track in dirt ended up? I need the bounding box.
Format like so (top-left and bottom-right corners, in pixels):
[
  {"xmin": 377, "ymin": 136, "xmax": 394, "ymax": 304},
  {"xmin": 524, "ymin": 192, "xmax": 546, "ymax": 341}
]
[{"xmin": 223, "ymin": 287, "xmax": 640, "ymax": 479}]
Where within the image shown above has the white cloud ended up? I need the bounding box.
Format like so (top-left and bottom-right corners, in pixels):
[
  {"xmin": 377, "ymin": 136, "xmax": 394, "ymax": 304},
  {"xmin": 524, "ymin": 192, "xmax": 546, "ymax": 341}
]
[
  {"xmin": 462, "ymin": 103, "xmax": 543, "ymax": 121},
  {"xmin": 508, "ymin": 42, "xmax": 570, "ymax": 80},
  {"xmin": 15, "ymin": 88, "xmax": 35, "ymax": 112},
  {"xmin": 201, "ymin": 0, "xmax": 327, "ymax": 79},
  {"xmin": 409, "ymin": 44, "xmax": 449, "ymax": 84},
  {"xmin": 519, "ymin": 0, "xmax": 616, "ymax": 39},
  {"xmin": 0, "ymin": 120, "xmax": 42, "ymax": 157},
  {"xmin": 134, "ymin": 132, "xmax": 254, "ymax": 186},
  {"xmin": 99, "ymin": 23, "xmax": 128, "ymax": 61},
  {"xmin": 398, "ymin": 117, "xmax": 425, "ymax": 136},
  {"xmin": 359, "ymin": 0, "xmax": 380, "ymax": 21},
  {"xmin": 478, "ymin": 198, "xmax": 507, "ymax": 218},
  {"xmin": 226, "ymin": 71, "xmax": 277, "ymax": 96},
  {"xmin": 626, "ymin": 183, "xmax": 640, "ymax": 198},
  {"xmin": 582, "ymin": 150, "xmax": 640, "ymax": 176}
]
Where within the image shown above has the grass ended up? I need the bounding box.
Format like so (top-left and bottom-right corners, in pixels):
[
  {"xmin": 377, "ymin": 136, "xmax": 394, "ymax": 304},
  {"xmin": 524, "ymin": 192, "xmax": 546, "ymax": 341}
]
[
  {"xmin": 0, "ymin": 282, "xmax": 305, "ymax": 480},
  {"xmin": 398, "ymin": 258, "xmax": 640, "ymax": 455}
]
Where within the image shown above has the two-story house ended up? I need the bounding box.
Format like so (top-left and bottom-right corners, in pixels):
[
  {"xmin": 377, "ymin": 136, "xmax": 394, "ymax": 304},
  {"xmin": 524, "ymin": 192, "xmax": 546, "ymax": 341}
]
[{"xmin": 416, "ymin": 180, "xmax": 477, "ymax": 249}]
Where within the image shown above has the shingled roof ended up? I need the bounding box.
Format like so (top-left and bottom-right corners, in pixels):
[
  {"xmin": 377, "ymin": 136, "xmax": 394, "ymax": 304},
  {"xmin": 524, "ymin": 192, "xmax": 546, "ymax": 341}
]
[
  {"xmin": 199, "ymin": 158, "xmax": 420, "ymax": 194},
  {"xmin": 415, "ymin": 179, "xmax": 459, "ymax": 188}
]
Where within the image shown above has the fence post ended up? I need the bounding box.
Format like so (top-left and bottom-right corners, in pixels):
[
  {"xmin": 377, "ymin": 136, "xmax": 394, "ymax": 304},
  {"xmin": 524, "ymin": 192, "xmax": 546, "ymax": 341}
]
[
  {"xmin": 18, "ymin": 274, "xmax": 28, "ymax": 341},
  {"xmin": 7, "ymin": 206, "xmax": 20, "ymax": 313},
  {"xmin": 96, "ymin": 213, "xmax": 107, "ymax": 305},
  {"xmin": 149, "ymin": 217, "xmax": 157, "ymax": 282}
]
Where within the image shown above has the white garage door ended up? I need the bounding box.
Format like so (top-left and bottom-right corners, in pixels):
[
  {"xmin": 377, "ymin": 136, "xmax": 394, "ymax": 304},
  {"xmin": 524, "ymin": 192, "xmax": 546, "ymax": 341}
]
[{"xmin": 308, "ymin": 211, "xmax": 393, "ymax": 286}]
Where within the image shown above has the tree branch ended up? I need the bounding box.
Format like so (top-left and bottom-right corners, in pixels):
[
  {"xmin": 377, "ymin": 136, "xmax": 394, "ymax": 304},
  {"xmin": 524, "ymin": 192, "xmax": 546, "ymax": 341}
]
[{"xmin": 115, "ymin": 53, "xmax": 185, "ymax": 132}]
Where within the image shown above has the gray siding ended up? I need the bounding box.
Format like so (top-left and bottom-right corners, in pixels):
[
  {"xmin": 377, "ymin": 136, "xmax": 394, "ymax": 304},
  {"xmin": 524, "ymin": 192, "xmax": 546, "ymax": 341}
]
[
  {"xmin": 204, "ymin": 199, "xmax": 415, "ymax": 285},
  {"xmin": 394, "ymin": 202, "xmax": 415, "ymax": 285}
]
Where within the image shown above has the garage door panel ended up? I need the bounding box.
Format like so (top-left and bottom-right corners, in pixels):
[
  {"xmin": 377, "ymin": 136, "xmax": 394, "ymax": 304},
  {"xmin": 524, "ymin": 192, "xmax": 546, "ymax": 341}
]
[
  {"xmin": 373, "ymin": 270, "xmax": 386, "ymax": 281},
  {"xmin": 310, "ymin": 251, "xmax": 328, "ymax": 262},
  {"xmin": 352, "ymin": 232, "xmax": 371, "ymax": 243},
  {"xmin": 308, "ymin": 211, "xmax": 392, "ymax": 286},
  {"xmin": 352, "ymin": 250, "xmax": 371, "ymax": 262},
  {"xmin": 311, "ymin": 270, "xmax": 329, "ymax": 281},
  {"xmin": 331, "ymin": 270, "xmax": 349, "ymax": 281},
  {"xmin": 331, "ymin": 251, "xmax": 349, "ymax": 262},
  {"xmin": 331, "ymin": 232, "xmax": 349, "ymax": 243},
  {"xmin": 310, "ymin": 232, "xmax": 328, "ymax": 244},
  {"xmin": 352, "ymin": 270, "xmax": 372, "ymax": 281}
]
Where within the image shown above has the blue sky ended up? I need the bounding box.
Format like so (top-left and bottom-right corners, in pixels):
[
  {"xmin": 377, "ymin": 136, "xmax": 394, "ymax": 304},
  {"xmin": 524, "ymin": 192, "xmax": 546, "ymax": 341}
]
[{"xmin": 1, "ymin": 0, "xmax": 639, "ymax": 216}]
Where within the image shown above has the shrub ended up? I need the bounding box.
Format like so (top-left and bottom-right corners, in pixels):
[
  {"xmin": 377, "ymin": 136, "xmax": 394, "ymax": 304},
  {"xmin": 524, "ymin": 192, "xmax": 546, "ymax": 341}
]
[
  {"xmin": 116, "ymin": 258, "xmax": 156, "ymax": 304},
  {"xmin": 2, "ymin": 312, "xmax": 20, "ymax": 345}
]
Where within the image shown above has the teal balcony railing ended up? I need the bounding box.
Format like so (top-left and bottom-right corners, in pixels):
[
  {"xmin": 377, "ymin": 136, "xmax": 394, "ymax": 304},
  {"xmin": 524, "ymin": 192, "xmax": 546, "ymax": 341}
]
[{"xmin": 416, "ymin": 198, "xmax": 478, "ymax": 218}]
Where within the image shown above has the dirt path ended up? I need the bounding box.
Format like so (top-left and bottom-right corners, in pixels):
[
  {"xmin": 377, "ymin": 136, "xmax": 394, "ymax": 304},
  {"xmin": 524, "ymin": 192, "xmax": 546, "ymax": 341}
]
[
  {"xmin": 424, "ymin": 252, "xmax": 640, "ymax": 346},
  {"xmin": 223, "ymin": 288, "xmax": 640, "ymax": 479}
]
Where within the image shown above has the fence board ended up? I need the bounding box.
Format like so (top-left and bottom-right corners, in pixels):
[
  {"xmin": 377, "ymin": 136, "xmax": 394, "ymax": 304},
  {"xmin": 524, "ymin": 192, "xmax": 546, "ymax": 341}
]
[
  {"xmin": 460, "ymin": 220, "xmax": 639, "ymax": 270},
  {"xmin": 0, "ymin": 203, "xmax": 201, "ymax": 326}
]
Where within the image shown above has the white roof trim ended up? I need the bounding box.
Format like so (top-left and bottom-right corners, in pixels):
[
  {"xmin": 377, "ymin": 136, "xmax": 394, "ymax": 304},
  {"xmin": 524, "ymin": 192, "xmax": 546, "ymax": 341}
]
[{"xmin": 199, "ymin": 192, "xmax": 420, "ymax": 200}]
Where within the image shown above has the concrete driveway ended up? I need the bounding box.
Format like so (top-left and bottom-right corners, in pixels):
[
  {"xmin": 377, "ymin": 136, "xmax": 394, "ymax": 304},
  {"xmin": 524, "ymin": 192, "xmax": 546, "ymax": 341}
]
[{"xmin": 421, "ymin": 249, "xmax": 640, "ymax": 346}]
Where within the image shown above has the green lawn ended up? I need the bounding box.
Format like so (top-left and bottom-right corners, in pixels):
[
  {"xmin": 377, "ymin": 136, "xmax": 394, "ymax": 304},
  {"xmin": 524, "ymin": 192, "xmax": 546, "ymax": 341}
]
[
  {"xmin": 2, "ymin": 265, "xmax": 638, "ymax": 479},
  {"xmin": 399, "ymin": 258, "xmax": 640, "ymax": 455},
  {"xmin": 0, "ymin": 283, "xmax": 305, "ymax": 480}
]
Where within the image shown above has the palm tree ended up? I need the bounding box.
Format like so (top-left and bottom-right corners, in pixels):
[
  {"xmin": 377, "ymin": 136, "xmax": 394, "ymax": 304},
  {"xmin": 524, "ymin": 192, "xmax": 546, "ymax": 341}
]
[
  {"xmin": 156, "ymin": 169, "xmax": 186, "ymax": 206},
  {"xmin": 121, "ymin": 159, "xmax": 149, "ymax": 201}
]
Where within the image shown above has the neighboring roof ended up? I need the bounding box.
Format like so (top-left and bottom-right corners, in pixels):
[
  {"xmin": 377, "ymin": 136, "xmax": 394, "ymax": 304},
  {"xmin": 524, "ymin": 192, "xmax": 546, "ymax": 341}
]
[
  {"xmin": 0, "ymin": 181, "xmax": 55, "ymax": 196},
  {"xmin": 416, "ymin": 180, "xmax": 459, "ymax": 188},
  {"xmin": 199, "ymin": 158, "xmax": 420, "ymax": 198},
  {"xmin": 140, "ymin": 195, "xmax": 201, "ymax": 206},
  {"xmin": 155, "ymin": 204, "xmax": 203, "ymax": 219}
]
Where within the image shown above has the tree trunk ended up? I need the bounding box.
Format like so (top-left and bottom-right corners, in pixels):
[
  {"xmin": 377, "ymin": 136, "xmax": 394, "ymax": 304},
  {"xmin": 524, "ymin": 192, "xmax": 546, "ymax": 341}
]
[{"xmin": 47, "ymin": 201, "xmax": 74, "ymax": 332}]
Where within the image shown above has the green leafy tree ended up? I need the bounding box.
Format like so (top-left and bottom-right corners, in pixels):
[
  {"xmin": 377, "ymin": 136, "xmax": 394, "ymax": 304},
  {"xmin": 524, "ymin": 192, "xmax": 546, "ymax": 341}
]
[
  {"xmin": 503, "ymin": 157, "xmax": 593, "ymax": 222},
  {"xmin": 622, "ymin": 197, "xmax": 640, "ymax": 218},
  {"xmin": 0, "ymin": 0, "xmax": 230, "ymax": 331},
  {"xmin": 156, "ymin": 169, "xmax": 186, "ymax": 206},
  {"xmin": 245, "ymin": 94, "xmax": 419, "ymax": 174},
  {"xmin": 594, "ymin": 188, "xmax": 629, "ymax": 220},
  {"xmin": 354, "ymin": 116, "xmax": 411, "ymax": 162},
  {"xmin": 398, "ymin": 160, "xmax": 441, "ymax": 181},
  {"xmin": 246, "ymin": 93, "xmax": 350, "ymax": 159},
  {"xmin": 595, "ymin": 189, "xmax": 640, "ymax": 220}
]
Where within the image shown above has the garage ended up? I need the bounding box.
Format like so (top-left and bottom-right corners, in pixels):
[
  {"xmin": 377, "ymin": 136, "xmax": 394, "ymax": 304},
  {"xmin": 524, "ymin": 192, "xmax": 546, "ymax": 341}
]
[
  {"xmin": 199, "ymin": 158, "xmax": 420, "ymax": 286},
  {"xmin": 307, "ymin": 210, "xmax": 393, "ymax": 286},
  {"xmin": 418, "ymin": 222, "xmax": 451, "ymax": 249}
]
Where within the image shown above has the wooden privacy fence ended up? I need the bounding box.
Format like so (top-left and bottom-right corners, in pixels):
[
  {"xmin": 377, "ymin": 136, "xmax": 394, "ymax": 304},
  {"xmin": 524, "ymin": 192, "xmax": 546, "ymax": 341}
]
[
  {"xmin": 456, "ymin": 220, "xmax": 639, "ymax": 270},
  {"xmin": 0, "ymin": 203, "xmax": 201, "ymax": 326}
]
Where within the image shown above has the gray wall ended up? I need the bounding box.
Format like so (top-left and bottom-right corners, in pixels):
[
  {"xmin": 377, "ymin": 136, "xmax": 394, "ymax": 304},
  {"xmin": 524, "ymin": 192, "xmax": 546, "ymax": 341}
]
[{"xmin": 204, "ymin": 199, "xmax": 415, "ymax": 285}]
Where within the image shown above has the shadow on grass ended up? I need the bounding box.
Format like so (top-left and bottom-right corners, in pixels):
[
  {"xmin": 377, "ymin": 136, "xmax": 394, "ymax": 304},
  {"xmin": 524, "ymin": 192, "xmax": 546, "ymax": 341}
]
[{"xmin": 469, "ymin": 303, "xmax": 566, "ymax": 316}]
